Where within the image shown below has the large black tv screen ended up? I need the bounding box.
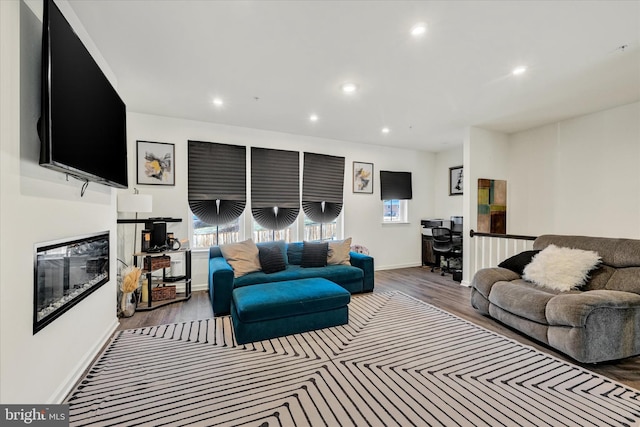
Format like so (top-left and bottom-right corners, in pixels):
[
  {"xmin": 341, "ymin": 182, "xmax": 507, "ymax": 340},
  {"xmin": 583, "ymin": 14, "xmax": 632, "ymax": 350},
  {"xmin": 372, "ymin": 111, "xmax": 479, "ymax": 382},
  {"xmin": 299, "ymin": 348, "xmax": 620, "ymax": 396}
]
[{"xmin": 39, "ymin": 0, "xmax": 128, "ymax": 189}]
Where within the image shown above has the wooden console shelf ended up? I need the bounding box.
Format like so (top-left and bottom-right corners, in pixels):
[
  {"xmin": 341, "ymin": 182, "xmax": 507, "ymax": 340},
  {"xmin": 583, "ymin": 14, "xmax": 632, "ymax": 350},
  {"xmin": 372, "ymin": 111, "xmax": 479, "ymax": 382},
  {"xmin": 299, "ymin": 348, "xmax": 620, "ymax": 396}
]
[{"xmin": 132, "ymin": 248, "xmax": 191, "ymax": 311}]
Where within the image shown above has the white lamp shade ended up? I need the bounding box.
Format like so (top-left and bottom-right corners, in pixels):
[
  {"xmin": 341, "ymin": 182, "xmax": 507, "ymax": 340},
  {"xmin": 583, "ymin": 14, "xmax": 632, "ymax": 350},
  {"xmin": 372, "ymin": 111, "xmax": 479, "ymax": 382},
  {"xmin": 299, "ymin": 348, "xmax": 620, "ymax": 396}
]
[{"xmin": 117, "ymin": 193, "xmax": 153, "ymax": 213}]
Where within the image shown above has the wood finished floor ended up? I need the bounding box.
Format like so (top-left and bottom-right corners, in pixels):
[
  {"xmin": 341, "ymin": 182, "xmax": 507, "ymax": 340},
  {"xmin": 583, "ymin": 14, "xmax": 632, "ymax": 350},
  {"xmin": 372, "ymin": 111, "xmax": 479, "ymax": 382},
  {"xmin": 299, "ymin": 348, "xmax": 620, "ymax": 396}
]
[{"xmin": 117, "ymin": 267, "xmax": 640, "ymax": 390}]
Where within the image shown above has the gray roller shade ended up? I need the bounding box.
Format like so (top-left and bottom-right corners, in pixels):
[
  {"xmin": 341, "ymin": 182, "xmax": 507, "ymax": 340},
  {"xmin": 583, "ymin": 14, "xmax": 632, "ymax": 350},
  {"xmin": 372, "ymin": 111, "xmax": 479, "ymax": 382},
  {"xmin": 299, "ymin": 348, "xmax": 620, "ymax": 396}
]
[
  {"xmin": 302, "ymin": 152, "xmax": 345, "ymax": 223},
  {"xmin": 188, "ymin": 140, "xmax": 246, "ymax": 225},
  {"xmin": 251, "ymin": 147, "xmax": 300, "ymax": 230},
  {"xmin": 380, "ymin": 171, "xmax": 412, "ymax": 200}
]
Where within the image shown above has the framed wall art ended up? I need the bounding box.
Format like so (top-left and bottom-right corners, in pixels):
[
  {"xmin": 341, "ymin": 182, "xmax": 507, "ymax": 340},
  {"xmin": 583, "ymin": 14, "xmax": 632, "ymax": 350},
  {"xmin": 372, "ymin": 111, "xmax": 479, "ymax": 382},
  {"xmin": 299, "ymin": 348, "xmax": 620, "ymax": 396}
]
[
  {"xmin": 477, "ymin": 178, "xmax": 507, "ymax": 234},
  {"xmin": 449, "ymin": 165, "xmax": 463, "ymax": 196},
  {"xmin": 353, "ymin": 161, "xmax": 373, "ymax": 194},
  {"xmin": 137, "ymin": 140, "xmax": 175, "ymax": 185}
]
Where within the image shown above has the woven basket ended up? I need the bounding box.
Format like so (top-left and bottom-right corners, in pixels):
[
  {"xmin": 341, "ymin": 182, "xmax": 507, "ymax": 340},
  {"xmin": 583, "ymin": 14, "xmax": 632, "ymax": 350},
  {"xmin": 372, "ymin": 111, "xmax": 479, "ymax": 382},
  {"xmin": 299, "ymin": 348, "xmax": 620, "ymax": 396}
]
[
  {"xmin": 152, "ymin": 285, "xmax": 176, "ymax": 301},
  {"xmin": 145, "ymin": 255, "xmax": 171, "ymax": 271}
]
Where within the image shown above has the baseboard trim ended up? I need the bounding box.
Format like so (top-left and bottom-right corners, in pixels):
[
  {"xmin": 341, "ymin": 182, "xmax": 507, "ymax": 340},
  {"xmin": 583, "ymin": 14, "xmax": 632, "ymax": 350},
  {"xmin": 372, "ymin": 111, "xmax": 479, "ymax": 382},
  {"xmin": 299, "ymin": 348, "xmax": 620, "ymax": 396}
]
[
  {"xmin": 48, "ymin": 318, "xmax": 119, "ymax": 403},
  {"xmin": 192, "ymin": 282, "xmax": 208, "ymax": 292},
  {"xmin": 375, "ymin": 262, "xmax": 422, "ymax": 271}
]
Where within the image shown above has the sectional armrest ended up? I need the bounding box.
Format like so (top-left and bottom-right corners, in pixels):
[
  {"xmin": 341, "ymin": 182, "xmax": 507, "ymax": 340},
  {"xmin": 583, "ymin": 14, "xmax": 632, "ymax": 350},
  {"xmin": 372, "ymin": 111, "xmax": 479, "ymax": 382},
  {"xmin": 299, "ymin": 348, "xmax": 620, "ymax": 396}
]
[
  {"xmin": 349, "ymin": 251, "xmax": 375, "ymax": 292},
  {"xmin": 209, "ymin": 256, "xmax": 235, "ymax": 316},
  {"xmin": 471, "ymin": 267, "xmax": 521, "ymax": 299}
]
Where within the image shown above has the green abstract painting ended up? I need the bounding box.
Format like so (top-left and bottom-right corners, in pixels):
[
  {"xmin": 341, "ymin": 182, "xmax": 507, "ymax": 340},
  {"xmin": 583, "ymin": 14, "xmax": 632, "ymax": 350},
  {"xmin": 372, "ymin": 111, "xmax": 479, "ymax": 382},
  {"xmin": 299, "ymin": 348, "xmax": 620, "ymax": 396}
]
[{"xmin": 477, "ymin": 178, "xmax": 506, "ymax": 234}]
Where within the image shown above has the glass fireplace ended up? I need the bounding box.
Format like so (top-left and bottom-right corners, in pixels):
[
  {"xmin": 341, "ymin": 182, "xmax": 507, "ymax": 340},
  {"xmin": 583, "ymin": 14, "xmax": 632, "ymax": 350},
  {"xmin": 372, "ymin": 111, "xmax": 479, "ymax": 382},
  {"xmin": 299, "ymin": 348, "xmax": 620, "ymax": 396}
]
[{"xmin": 34, "ymin": 231, "xmax": 110, "ymax": 334}]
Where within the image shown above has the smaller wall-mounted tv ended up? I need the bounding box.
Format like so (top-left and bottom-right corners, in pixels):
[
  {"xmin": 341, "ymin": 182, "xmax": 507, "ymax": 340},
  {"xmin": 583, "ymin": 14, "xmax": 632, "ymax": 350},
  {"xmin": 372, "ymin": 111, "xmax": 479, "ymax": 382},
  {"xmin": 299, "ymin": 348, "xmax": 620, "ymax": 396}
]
[{"xmin": 38, "ymin": 0, "xmax": 128, "ymax": 189}]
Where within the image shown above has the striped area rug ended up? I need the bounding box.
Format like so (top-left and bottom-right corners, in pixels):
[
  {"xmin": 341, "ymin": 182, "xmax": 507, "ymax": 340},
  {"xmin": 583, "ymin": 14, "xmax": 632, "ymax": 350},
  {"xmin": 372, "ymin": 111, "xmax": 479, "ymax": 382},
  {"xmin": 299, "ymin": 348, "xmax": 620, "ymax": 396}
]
[{"xmin": 67, "ymin": 291, "xmax": 640, "ymax": 426}]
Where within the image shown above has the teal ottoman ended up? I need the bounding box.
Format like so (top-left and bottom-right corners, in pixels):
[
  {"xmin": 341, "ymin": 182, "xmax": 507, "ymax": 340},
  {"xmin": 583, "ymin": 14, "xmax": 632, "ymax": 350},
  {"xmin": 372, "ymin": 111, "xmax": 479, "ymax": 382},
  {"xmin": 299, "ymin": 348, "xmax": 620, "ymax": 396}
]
[{"xmin": 231, "ymin": 278, "xmax": 351, "ymax": 344}]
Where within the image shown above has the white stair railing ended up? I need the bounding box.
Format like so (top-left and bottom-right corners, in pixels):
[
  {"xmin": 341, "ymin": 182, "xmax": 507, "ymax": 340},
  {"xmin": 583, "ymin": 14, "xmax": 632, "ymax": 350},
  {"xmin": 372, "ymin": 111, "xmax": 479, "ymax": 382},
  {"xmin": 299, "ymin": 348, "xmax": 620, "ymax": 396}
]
[{"xmin": 468, "ymin": 230, "xmax": 537, "ymax": 277}]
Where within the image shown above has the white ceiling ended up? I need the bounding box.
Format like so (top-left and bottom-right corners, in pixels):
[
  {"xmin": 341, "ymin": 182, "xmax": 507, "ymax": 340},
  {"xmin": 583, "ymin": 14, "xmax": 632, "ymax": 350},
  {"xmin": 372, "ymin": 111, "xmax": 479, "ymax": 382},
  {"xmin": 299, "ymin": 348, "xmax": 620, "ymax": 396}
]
[{"xmin": 67, "ymin": 0, "xmax": 640, "ymax": 152}]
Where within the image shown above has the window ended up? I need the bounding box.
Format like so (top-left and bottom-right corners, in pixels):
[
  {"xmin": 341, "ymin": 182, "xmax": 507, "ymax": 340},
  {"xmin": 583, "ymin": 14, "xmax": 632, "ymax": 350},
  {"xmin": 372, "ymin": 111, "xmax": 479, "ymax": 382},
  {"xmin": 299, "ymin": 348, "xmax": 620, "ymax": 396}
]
[
  {"xmin": 304, "ymin": 217, "xmax": 338, "ymax": 241},
  {"xmin": 192, "ymin": 214, "xmax": 240, "ymax": 249},
  {"xmin": 193, "ymin": 207, "xmax": 343, "ymax": 247},
  {"xmin": 188, "ymin": 140, "xmax": 246, "ymax": 248},
  {"xmin": 188, "ymin": 145, "xmax": 348, "ymax": 246},
  {"xmin": 380, "ymin": 170, "xmax": 411, "ymax": 223},
  {"xmin": 252, "ymin": 219, "xmax": 294, "ymax": 243},
  {"xmin": 251, "ymin": 147, "xmax": 300, "ymax": 230},
  {"xmin": 382, "ymin": 199, "xmax": 408, "ymax": 223},
  {"xmin": 302, "ymin": 152, "xmax": 345, "ymax": 224}
]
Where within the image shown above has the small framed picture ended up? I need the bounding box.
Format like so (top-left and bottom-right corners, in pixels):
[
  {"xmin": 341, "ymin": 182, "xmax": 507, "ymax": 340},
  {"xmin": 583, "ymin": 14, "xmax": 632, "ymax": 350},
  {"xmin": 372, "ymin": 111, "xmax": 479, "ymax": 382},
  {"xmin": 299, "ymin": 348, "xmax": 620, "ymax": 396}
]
[
  {"xmin": 449, "ymin": 165, "xmax": 463, "ymax": 196},
  {"xmin": 137, "ymin": 140, "xmax": 175, "ymax": 185},
  {"xmin": 353, "ymin": 161, "xmax": 374, "ymax": 194}
]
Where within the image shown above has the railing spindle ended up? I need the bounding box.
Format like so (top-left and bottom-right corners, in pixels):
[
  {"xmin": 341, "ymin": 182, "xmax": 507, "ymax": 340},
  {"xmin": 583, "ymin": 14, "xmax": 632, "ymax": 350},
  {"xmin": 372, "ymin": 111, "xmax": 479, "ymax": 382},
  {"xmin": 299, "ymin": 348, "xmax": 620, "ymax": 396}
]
[{"xmin": 468, "ymin": 230, "xmax": 537, "ymax": 276}]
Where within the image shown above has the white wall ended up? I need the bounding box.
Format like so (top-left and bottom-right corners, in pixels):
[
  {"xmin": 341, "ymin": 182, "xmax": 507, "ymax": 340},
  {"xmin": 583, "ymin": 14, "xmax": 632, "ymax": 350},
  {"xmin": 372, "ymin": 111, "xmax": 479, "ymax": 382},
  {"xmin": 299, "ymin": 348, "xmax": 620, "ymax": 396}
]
[
  {"xmin": 507, "ymin": 102, "xmax": 640, "ymax": 238},
  {"xmin": 463, "ymin": 102, "xmax": 640, "ymax": 283},
  {"xmin": 434, "ymin": 146, "xmax": 463, "ymax": 219},
  {"xmin": 465, "ymin": 102, "xmax": 640, "ymax": 241},
  {"xmin": 124, "ymin": 112, "xmax": 436, "ymax": 288},
  {"xmin": 462, "ymin": 127, "xmax": 510, "ymax": 282},
  {"xmin": 0, "ymin": 0, "xmax": 119, "ymax": 403}
]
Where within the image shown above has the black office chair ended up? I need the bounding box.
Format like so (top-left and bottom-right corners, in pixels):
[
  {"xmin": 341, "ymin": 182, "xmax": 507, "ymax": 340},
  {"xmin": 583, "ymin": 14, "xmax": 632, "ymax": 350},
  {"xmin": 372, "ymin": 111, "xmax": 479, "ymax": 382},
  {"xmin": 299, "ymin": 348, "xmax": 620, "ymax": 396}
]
[{"xmin": 431, "ymin": 227, "xmax": 463, "ymax": 276}]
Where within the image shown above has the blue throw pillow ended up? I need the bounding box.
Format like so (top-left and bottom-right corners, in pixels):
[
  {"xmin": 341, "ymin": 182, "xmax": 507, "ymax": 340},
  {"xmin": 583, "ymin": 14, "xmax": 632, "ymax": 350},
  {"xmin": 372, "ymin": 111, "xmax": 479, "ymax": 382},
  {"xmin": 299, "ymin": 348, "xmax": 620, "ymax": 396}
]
[
  {"xmin": 257, "ymin": 240, "xmax": 288, "ymax": 265},
  {"xmin": 287, "ymin": 242, "xmax": 304, "ymax": 265},
  {"xmin": 301, "ymin": 241, "xmax": 328, "ymax": 268},
  {"xmin": 258, "ymin": 245, "xmax": 286, "ymax": 274}
]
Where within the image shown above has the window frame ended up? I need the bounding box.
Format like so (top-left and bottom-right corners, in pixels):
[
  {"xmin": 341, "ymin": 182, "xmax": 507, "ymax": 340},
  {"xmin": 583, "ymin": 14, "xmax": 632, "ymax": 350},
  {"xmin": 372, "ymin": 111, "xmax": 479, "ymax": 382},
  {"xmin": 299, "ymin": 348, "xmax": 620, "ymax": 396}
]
[
  {"xmin": 382, "ymin": 199, "xmax": 408, "ymax": 223},
  {"xmin": 191, "ymin": 209, "xmax": 345, "ymax": 248}
]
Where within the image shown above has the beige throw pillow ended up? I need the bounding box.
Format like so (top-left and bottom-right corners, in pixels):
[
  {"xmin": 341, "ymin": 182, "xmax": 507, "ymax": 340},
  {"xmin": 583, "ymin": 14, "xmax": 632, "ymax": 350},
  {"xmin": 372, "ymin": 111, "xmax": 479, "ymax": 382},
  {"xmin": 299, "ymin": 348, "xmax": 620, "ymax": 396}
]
[
  {"xmin": 327, "ymin": 237, "xmax": 352, "ymax": 266},
  {"xmin": 220, "ymin": 239, "xmax": 261, "ymax": 278}
]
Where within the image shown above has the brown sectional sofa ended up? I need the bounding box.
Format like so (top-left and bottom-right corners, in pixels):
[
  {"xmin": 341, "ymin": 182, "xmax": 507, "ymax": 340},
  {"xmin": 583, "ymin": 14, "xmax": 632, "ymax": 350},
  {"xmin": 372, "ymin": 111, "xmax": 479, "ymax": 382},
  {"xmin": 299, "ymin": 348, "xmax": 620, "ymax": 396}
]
[{"xmin": 471, "ymin": 234, "xmax": 640, "ymax": 363}]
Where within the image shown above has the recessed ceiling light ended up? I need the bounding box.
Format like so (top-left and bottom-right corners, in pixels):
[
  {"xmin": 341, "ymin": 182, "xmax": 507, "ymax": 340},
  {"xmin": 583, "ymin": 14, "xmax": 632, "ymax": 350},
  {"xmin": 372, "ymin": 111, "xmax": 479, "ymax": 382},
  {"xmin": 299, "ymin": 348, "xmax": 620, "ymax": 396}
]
[
  {"xmin": 341, "ymin": 82, "xmax": 358, "ymax": 94},
  {"xmin": 309, "ymin": 114, "xmax": 318, "ymax": 122},
  {"xmin": 411, "ymin": 23, "xmax": 427, "ymax": 37},
  {"xmin": 512, "ymin": 66, "xmax": 527, "ymax": 76},
  {"xmin": 213, "ymin": 97, "xmax": 224, "ymax": 106},
  {"xmin": 381, "ymin": 127, "xmax": 390, "ymax": 134}
]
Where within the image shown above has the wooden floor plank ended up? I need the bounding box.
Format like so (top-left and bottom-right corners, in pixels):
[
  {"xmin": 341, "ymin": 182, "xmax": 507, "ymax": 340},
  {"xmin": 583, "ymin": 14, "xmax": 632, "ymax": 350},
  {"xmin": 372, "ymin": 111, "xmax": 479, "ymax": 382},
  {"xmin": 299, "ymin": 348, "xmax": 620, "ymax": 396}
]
[{"xmin": 117, "ymin": 266, "xmax": 640, "ymax": 389}]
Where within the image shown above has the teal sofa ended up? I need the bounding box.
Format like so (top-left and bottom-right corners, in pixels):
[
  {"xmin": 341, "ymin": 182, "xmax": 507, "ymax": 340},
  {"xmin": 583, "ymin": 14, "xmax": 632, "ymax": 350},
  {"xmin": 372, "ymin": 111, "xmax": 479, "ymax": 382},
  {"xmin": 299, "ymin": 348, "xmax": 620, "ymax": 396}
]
[{"xmin": 209, "ymin": 241, "xmax": 374, "ymax": 316}]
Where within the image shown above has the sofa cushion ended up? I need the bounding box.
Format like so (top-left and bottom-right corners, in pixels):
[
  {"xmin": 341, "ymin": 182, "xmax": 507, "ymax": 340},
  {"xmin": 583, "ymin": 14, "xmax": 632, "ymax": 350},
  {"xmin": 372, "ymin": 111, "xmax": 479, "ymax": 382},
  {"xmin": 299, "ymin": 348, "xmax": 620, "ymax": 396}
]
[
  {"xmin": 220, "ymin": 239, "xmax": 262, "ymax": 278},
  {"xmin": 328, "ymin": 238, "xmax": 352, "ymax": 266},
  {"xmin": 534, "ymin": 235, "xmax": 640, "ymax": 268},
  {"xmin": 301, "ymin": 241, "xmax": 328, "ymax": 267},
  {"xmin": 523, "ymin": 244, "xmax": 601, "ymax": 291},
  {"xmin": 488, "ymin": 280, "xmax": 569, "ymax": 324},
  {"xmin": 498, "ymin": 250, "xmax": 540, "ymax": 275},
  {"xmin": 605, "ymin": 267, "xmax": 640, "ymax": 294},
  {"xmin": 582, "ymin": 264, "xmax": 616, "ymax": 291},
  {"xmin": 489, "ymin": 304, "xmax": 550, "ymax": 344},
  {"xmin": 258, "ymin": 245, "xmax": 286, "ymax": 274},
  {"xmin": 546, "ymin": 290, "xmax": 640, "ymax": 327},
  {"xmin": 233, "ymin": 264, "xmax": 364, "ymax": 293},
  {"xmin": 232, "ymin": 278, "xmax": 351, "ymax": 323}
]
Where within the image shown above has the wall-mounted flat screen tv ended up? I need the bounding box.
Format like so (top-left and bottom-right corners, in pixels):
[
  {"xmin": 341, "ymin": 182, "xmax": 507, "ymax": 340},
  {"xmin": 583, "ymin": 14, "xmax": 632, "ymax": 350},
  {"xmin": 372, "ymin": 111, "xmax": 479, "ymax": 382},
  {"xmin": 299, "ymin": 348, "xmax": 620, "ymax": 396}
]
[{"xmin": 39, "ymin": 0, "xmax": 128, "ymax": 189}]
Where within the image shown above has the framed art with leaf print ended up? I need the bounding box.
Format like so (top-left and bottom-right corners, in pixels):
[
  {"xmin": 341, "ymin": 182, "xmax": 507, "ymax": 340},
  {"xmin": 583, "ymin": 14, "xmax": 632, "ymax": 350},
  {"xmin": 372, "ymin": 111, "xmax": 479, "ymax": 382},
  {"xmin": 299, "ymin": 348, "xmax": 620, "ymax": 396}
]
[
  {"xmin": 353, "ymin": 161, "xmax": 374, "ymax": 194},
  {"xmin": 137, "ymin": 140, "xmax": 175, "ymax": 185}
]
